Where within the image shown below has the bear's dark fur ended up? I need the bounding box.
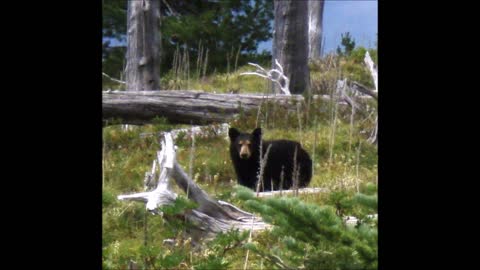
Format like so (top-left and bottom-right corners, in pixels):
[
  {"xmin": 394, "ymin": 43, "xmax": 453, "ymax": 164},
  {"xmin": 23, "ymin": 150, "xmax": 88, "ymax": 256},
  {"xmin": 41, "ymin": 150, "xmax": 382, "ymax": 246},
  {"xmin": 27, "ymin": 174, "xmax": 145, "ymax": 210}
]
[{"xmin": 228, "ymin": 127, "xmax": 312, "ymax": 191}]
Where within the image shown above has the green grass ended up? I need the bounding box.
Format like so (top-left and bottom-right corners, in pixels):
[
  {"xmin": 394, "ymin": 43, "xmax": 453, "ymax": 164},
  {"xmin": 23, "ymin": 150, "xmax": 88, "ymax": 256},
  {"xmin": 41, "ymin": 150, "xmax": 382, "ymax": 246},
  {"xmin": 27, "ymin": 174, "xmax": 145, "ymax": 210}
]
[
  {"xmin": 161, "ymin": 64, "xmax": 273, "ymax": 94},
  {"xmin": 103, "ymin": 55, "xmax": 378, "ymax": 269},
  {"xmin": 103, "ymin": 120, "xmax": 377, "ymax": 267}
]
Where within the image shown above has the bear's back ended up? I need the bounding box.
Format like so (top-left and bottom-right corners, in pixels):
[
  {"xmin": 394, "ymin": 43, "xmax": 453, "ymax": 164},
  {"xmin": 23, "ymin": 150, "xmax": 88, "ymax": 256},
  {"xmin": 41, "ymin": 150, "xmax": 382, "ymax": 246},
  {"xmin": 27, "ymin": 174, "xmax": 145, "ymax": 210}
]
[
  {"xmin": 260, "ymin": 140, "xmax": 312, "ymax": 190},
  {"xmin": 262, "ymin": 140, "xmax": 304, "ymax": 158}
]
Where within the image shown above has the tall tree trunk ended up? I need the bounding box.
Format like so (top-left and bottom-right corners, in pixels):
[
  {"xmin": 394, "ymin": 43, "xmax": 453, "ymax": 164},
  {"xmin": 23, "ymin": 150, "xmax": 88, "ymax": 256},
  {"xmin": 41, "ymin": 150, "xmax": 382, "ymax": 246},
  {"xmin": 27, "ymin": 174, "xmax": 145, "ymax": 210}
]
[
  {"xmin": 125, "ymin": 0, "xmax": 161, "ymax": 91},
  {"xmin": 308, "ymin": 0, "xmax": 325, "ymax": 60},
  {"xmin": 272, "ymin": 0, "xmax": 310, "ymax": 95}
]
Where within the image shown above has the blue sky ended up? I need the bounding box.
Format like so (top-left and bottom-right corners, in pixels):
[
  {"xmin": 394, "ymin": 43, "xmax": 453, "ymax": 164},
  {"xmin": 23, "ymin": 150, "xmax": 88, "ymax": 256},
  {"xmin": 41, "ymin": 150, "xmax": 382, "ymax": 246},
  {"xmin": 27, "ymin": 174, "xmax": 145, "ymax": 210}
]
[
  {"xmin": 106, "ymin": 1, "xmax": 378, "ymax": 55},
  {"xmin": 258, "ymin": 0, "xmax": 378, "ymax": 54},
  {"xmin": 323, "ymin": 0, "xmax": 377, "ymax": 53}
]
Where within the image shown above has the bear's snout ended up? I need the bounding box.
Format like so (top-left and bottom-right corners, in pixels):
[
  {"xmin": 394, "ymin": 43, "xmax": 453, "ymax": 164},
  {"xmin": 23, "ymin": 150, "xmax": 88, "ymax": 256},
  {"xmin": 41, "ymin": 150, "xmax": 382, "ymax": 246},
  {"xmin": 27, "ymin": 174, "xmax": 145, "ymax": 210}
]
[
  {"xmin": 239, "ymin": 144, "xmax": 251, "ymax": 159},
  {"xmin": 240, "ymin": 152, "xmax": 250, "ymax": 159}
]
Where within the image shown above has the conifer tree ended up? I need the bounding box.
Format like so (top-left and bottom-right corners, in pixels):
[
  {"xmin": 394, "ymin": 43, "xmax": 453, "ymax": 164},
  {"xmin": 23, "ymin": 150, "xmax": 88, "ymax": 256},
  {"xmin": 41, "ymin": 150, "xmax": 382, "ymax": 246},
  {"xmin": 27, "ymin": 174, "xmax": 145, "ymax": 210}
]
[{"xmin": 236, "ymin": 184, "xmax": 378, "ymax": 269}]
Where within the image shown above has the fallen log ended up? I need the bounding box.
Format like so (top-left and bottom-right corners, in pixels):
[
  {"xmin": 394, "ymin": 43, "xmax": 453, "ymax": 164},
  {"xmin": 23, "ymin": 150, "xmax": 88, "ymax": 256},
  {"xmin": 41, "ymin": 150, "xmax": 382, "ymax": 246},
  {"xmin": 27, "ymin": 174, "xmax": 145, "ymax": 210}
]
[
  {"xmin": 349, "ymin": 81, "xmax": 377, "ymax": 100},
  {"xmin": 103, "ymin": 90, "xmax": 304, "ymax": 126},
  {"xmin": 102, "ymin": 90, "xmax": 375, "ymax": 126}
]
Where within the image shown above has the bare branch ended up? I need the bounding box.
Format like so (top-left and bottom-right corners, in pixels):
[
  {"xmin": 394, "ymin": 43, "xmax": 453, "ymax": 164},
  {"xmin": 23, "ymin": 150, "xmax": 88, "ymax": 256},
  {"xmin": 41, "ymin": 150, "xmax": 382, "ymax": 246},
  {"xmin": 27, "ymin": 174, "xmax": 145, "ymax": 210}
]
[
  {"xmin": 102, "ymin": 72, "xmax": 126, "ymax": 85},
  {"xmin": 240, "ymin": 60, "xmax": 291, "ymax": 95},
  {"xmin": 161, "ymin": 0, "xmax": 179, "ymax": 17},
  {"xmin": 337, "ymin": 79, "xmax": 360, "ymax": 111}
]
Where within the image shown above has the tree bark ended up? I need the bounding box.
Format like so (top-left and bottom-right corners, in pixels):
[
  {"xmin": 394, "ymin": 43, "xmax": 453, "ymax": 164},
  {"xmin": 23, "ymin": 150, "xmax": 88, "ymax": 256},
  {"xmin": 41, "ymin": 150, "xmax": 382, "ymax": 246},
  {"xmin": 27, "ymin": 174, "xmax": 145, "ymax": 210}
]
[
  {"xmin": 308, "ymin": 0, "xmax": 325, "ymax": 60},
  {"xmin": 126, "ymin": 0, "xmax": 161, "ymax": 91},
  {"xmin": 273, "ymin": 0, "xmax": 310, "ymax": 94},
  {"xmin": 103, "ymin": 90, "xmax": 305, "ymax": 125}
]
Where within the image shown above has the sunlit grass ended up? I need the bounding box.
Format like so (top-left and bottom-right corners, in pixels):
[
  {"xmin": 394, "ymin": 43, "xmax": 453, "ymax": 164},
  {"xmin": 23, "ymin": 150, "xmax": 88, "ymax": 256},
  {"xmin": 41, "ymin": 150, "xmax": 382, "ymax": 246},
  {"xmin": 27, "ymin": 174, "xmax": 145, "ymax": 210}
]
[{"xmin": 103, "ymin": 54, "xmax": 378, "ymax": 269}]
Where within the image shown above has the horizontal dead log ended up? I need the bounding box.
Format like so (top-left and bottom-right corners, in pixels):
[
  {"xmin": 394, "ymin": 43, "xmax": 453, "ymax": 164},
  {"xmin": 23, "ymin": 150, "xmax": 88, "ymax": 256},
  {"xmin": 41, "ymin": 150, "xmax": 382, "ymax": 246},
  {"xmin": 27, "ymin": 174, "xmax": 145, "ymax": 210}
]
[
  {"xmin": 349, "ymin": 81, "xmax": 377, "ymax": 100},
  {"xmin": 103, "ymin": 90, "xmax": 304, "ymax": 126}
]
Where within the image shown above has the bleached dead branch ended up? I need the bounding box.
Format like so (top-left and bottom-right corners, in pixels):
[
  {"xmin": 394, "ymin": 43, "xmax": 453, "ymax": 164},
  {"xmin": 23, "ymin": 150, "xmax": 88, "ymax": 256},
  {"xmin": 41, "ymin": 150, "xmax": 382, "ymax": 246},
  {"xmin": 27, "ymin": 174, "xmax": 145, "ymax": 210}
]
[
  {"xmin": 118, "ymin": 133, "xmax": 177, "ymax": 213},
  {"xmin": 102, "ymin": 72, "xmax": 126, "ymax": 85},
  {"xmin": 240, "ymin": 59, "xmax": 291, "ymax": 95},
  {"xmin": 117, "ymin": 132, "xmax": 270, "ymax": 242}
]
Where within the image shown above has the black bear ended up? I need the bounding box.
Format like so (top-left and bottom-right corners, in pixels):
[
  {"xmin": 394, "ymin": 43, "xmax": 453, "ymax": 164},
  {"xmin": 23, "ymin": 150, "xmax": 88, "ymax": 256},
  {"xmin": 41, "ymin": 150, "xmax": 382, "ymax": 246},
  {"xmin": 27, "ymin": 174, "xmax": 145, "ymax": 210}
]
[{"xmin": 228, "ymin": 127, "xmax": 312, "ymax": 191}]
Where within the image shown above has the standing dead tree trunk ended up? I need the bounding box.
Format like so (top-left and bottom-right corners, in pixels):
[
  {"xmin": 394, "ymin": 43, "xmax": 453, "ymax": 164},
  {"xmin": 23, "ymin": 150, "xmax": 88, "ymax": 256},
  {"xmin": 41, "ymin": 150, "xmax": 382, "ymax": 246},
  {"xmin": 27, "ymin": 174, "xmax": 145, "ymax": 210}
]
[
  {"xmin": 364, "ymin": 51, "xmax": 378, "ymax": 93},
  {"xmin": 126, "ymin": 0, "xmax": 161, "ymax": 91},
  {"xmin": 118, "ymin": 133, "xmax": 270, "ymax": 243},
  {"xmin": 308, "ymin": 0, "xmax": 325, "ymax": 60},
  {"xmin": 364, "ymin": 51, "xmax": 378, "ymax": 145},
  {"xmin": 273, "ymin": 0, "xmax": 310, "ymax": 94}
]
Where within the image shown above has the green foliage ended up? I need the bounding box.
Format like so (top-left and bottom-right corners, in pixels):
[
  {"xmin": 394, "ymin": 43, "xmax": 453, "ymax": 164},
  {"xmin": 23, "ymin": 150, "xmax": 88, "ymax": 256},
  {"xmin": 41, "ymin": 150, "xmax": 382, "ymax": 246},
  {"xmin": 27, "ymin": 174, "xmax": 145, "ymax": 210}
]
[
  {"xmin": 327, "ymin": 190, "xmax": 355, "ymax": 217},
  {"xmin": 349, "ymin": 46, "xmax": 378, "ymax": 66},
  {"xmin": 354, "ymin": 193, "xmax": 378, "ymax": 212},
  {"xmin": 340, "ymin": 46, "xmax": 377, "ymax": 89},
  {"xmin": 102, "ymin": 0, "xmax": 126, "ymax": 43},
  {"xmin": 102, "ymin": 0, "xmax": 273, "ymax": 88},
  {"xmin": 102, "ymin": 46, "xmax": 126, "ymax": 91},
  {"xmin": 155, "ymin": 248, "xmax": 185, "ymax": 268},
  {"xmin": 103, "ymin": 190, "xmax": 251, "ymax": 269},
  {"xmin": 337, "ymin": 32, "xmax": 356, "ymax": 57},
  {"xmin": 361, "ymin": 182, "xmax": 378, "ymax": 195},
  {"xmin": 237, "ymin": 186, "xmax": 378, "ymax": 269},
  {"xmin": 103, "ymin": 119, "xmax": 378, "ymax": 268},
  {"xmin": 161, "ymin": 0, "xmax": 273, "ymax": 72},
  {"xmin": 194, "ymin": 229, "xmax": 249, "ymax": 270},
  {"xmin": 103, "ymin": 50, "xmax": 378, "ymax": 268},
  {"xmin": 194, "ymin": 256, "xmax": 230, "ymax": 270},
  {"xmin": 160, "ymin": 64, "xmax": 272, "ymax": 93},
  {"xmin": 102, "ymin": 189, "xmax": 116, "ymax": 208},
  {"xmin": 310, "ymin": 46, "xmax": 377, "ymax": 95},
  {"xmin": 160, "ymin": 196, "xmax": 198, "ymax": 216}
]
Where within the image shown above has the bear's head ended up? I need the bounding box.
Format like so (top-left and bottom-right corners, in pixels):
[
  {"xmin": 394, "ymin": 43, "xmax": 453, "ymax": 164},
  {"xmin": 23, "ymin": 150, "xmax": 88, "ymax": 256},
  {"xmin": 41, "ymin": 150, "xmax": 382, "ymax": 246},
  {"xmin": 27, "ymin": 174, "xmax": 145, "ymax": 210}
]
[{"xmin": 228, "ymin": 127, "xmax": 262, "ymax": 160}]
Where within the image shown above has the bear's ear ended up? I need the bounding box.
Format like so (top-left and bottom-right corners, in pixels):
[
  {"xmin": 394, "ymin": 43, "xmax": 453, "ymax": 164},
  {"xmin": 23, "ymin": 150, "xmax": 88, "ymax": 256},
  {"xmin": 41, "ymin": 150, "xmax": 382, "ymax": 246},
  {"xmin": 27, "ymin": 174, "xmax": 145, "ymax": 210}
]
[
  {"xmin": 228, "ymin": 128, "xmax": 240, "ymax": 141},
  {"xmin": 252, "ymin": 127, "xmax": 262, "ymax": 139}
]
